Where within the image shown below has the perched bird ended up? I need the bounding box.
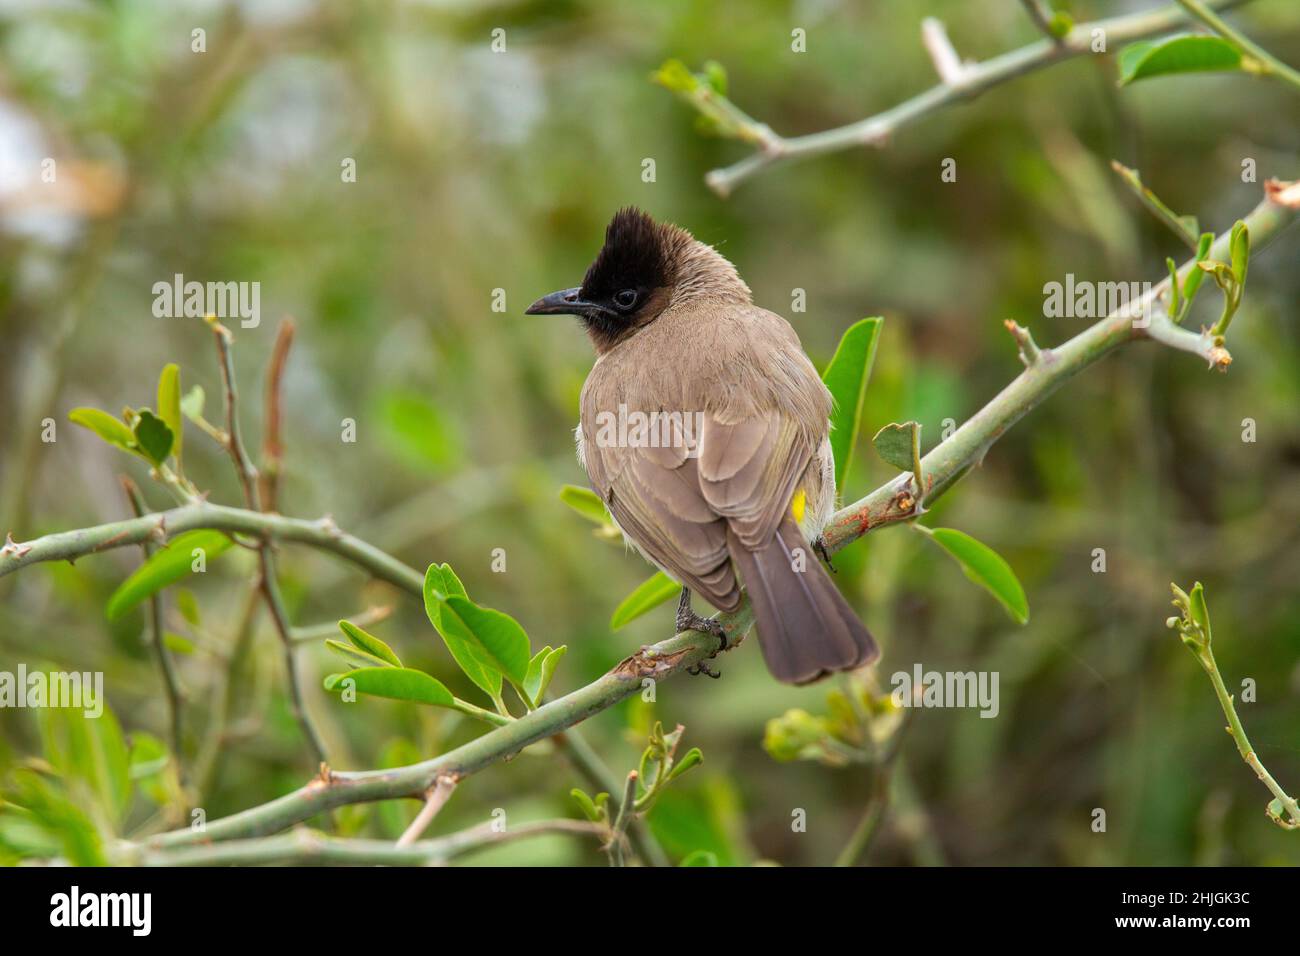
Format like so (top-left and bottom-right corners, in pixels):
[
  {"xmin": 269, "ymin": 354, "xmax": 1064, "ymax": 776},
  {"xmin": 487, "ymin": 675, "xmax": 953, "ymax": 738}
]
[{"xmin": 527, "ymin": 208, "xmax": 877, "ymax": 684}]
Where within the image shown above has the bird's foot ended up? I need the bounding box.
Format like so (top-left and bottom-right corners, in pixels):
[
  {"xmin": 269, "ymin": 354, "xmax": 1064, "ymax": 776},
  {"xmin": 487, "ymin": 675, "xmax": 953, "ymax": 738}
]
[
  {"xmin": 813, "ymin": 535, "xmax": 837, "ymax": 573},
  {"xmin": 676, "ymin": 588, "xmax": 728, "ymax": 660}
]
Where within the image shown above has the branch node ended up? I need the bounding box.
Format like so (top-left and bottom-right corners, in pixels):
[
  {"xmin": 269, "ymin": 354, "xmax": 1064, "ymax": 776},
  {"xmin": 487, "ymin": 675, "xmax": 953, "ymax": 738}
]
[
  {"xmin": 921, "ymin": 18, "xmax": 976, "ymax": 90},
  {"xmin": 2, "ymin": 532, "xmax": 32, "ymax": 559},
  {"xmin": 1003, "ymin": 319, "xmax": 1043, "ymax": 367}
]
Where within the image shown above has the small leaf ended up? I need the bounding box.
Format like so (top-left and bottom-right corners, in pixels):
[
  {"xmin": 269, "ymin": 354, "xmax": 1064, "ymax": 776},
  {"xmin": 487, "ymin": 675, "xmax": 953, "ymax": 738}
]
[
  {"xmin": 323, "ymin": 667, "xmax": 455, "ymax": 707},
  {"xmin": 325, "ymin": 639, "xmax": 396, "ymax": 671},
  {"xmin": 175, "ymin": 588, "xmax": 201, "ymax": 627},
  {"xmin": 132, "ymin": 408, "xmax": 174, "ymax": 465},
  {"xmin": 523, "ymin": 645, "xmax": 567, "ymax": 705},
  {"xmin": 424, "ymin": 564, "xmax": 501, "ymax": 701},
  {"xmin": 922, "ymin": 527, "xmax": 1029, "ymax": 624},
  {"xmin": 822, "ymin": 317, "xmax": 884, "ymax": 490},
  {"xmin": 559, "ymin": 484, "xmax": 614, "ymax": 527},
  {"xmin": 157, "ymin": 364, "xmax": 182, "ymax": 468},
  {"xmin": 38, "ymin": 704, "xmax": 131, "ymax": 830},
  {"xmin": 701, "ymin": 60, "xmax": 727, "ymax": 95},
  {"xmin": 1229, "ymin": 221, "xmax": 1249, "ymax": 286},
  {"xmin": 678, "ymin": 849, "xmax": 718, "ymax": 867},
  {"xmin": 570, "ymin": 788, "xmax": 606, "ymax": 823},
  {"xmin": 872, "ymin": 421, "xmax": 920, "ymax": 474},
  {"xmin": 69, "ymin": 408, "xmax": 138, "ymax": 455},
  {"xmin": 179, "ymin": 385, "xmax": 205, "ymax": 422},
  {"xmin": 667, "ymin": 747, "xmax": 703, "ymax": 782},
  {"xmin": 1188, "ymin": 581, "xmax": 1212, "ymax": 645},
  {"xmin": 611, "ymin": 572, "xmax": 681, "ymax": 631},
  {"xmin": 162, "ymin": 632, "xmax": 195, "ymax": 655},
  {"xmin": 106, "ymin": 530, "xmax": 234, "ymax": 620},
  {"xmin": 1118, "ymin": 34, "xmax": 1242, "ymax": 86},
  {"xmin": 339, "ymin": 620, "xmax": 401, "ymax": 667},
  {"xmin": 651, "ymin": 59, "xmax": 698, "ymax": 94}
]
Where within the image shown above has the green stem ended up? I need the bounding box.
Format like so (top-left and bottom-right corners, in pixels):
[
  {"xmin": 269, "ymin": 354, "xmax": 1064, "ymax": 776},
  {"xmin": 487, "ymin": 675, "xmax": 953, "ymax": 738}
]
[
  {"xmin": 690, "ymin": 0, "xmax": 1253, "ymax": 195},
  {"xmin": 127, "ymin": 819, "xmax": 605, "ymax": 866},
  {"xmin": 1195, "ymin": 644, "xmax": 1300, "ymax": 828},
  {"xmin": 1175, "ymin": 0, "xmax": 1300, "ymax": 91}
]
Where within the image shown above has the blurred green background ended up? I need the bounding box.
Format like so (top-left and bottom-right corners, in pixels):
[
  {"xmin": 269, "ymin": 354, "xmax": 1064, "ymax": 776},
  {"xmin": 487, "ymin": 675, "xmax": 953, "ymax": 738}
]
[{"xmin": 1, "ymin": 0, "xmax": 1298, "ymax": 866}]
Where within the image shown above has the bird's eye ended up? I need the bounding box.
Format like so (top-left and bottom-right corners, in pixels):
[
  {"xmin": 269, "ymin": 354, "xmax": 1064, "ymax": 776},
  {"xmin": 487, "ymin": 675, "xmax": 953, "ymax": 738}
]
[{"xmin": 613, "ymin": 289, "xmax": 639, "ymax": 310}]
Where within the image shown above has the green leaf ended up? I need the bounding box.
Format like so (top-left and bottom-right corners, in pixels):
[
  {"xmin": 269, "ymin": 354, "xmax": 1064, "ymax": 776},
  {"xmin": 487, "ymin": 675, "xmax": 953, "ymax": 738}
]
[
  {"xmin": 651, "ymin": 59, "xmax": 698, "ymax": 94},
  {"xmin": 132, "ymin": 408, "xmax": 174, "ymax": 465},
  {"xmin": 1188, "ymin": 581, "xmax": 1212, "ymax": 645},
  {"xmin": 179, "ymin": 385, "xmax": 205, "ymax": 422},
  {"xmin": 2, "ymin": 770, "xmax": 106, "ymax": 865},
  {"xmin": 338, "ymin": 620, "xmax": 402, "ymax": 667},
  {"xmin": 667, "ymin": 747, "xmax": 704, "ymax": 782},
  {"xmin": 559, "ymin": 484, "xmax": 614, "ymax": 527},
  {"xmin": 129, "ymin": 732, "xmax": 180, "ymax": 807},
  {"xmin": 162, "ymin": 632, "xmax": 195, "ymax": 655},
  {"xmin": 523, "ymin": 645, "xmax": 568, "ymax": 705},
  {"xmin": 872, "ymin": 421, "xmax": 920, "ymax": 474},
  {"xmin": 701, "ymin": 60, "xmax": 727, "ymax": 95},
  {"xmin": 440, "ymin": 596, "xmax": 531, "ymax": 685},
  {"xmin": 379, "ymin": 390, "xmax": 461, "ymax": 473},
  {"xmin": 324, "ymin": 667, "xmax": 455, "ymax": 707},
  {"xmin": 325, "ymin": 639, "xmax": 396, "ymax": 671},
  {"xmin": 1229, "ymin": 220, "xmax": 1249, "ymax": 286},
  {"xmin": 922, "ymin": 527, "xmax": 1029, "ymax": 624},
  {"xmin": 423, "ymin": 564, "xmax": 501, "ymax": 701},
  {"xmin": 611, "ymin": 571, "xmax": 681, "ymax": 631},
  {"xmin": 38, "ymin": 704, "xmax": 131, "ymax": 830},
  {"xmin": 570, "ymin": 788, "xmax": 608, "ymax": 823},
  {"xmin": 822, "ymin": 317, "xmax": 884, "ymax": 490},
  {"xmin": 157, "ymin": 363, "xmax": 182, "ymax": 468},
  {"xmin": 69, "ymin": 408, "xmax": 138, "ymax": 456},
  {"xmin": 1117, "ymin": 34, "xmax": 1242, "ymax": 86},
  {"xmin": 1180, "ymin": 232, "xmax": 1215, "ymax": 314},
  {"xmin": 106, "ymin": 530, "xmax": 234, "ymax": 620},
  {"xmin": 678, "ymin": 849, "xmax": 719, "ymax": 867},
  {"xmin": 175, "ymin": 588, "xmax": 201, "ymax": 627}
]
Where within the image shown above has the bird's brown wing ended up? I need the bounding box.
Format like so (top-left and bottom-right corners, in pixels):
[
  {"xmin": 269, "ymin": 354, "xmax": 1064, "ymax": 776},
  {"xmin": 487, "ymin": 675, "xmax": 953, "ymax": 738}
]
[{"xmin": 583, "ymin": 411, "xmax": 815, "ymax": 613}]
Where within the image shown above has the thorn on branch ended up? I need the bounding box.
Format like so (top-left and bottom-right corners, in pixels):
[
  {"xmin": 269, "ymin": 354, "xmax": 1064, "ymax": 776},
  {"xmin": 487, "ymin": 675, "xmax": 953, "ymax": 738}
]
[
  {"xmin": 1, "ymin": 532, "xmax": 32, "ymax": 559},
  {"xmin": 921, "ymin": 18, "xmax": 975, "ymax": 90},
  {"xmin": 1004, "ymin": 319, "xmax": 1044, "ymax": 367}
]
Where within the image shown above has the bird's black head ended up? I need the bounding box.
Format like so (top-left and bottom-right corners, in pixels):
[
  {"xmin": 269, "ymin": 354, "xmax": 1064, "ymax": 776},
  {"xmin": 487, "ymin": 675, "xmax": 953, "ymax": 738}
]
[{"xmin": 526, "ymin": 207, "xmax": 672, "ymax": 349}]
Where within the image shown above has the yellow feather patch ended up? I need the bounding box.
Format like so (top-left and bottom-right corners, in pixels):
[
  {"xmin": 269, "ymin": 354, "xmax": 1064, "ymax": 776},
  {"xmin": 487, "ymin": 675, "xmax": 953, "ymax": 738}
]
[{"xmin": 790, "ymin": 487, "xmax": 806, "ymax": 525}]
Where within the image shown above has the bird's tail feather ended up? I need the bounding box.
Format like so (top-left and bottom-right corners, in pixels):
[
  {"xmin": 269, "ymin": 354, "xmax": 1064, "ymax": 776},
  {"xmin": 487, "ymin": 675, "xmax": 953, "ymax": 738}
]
[{"xmin": 728, "ymin": 518, "xmax": 877, "ymax": 685}]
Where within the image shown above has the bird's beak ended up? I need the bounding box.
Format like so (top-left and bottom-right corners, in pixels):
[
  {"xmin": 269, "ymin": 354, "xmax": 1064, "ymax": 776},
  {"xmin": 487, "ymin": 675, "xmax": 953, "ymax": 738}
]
[{"xmin": 525, "ymin": 287, "xmax": 597, "ymax": 316}]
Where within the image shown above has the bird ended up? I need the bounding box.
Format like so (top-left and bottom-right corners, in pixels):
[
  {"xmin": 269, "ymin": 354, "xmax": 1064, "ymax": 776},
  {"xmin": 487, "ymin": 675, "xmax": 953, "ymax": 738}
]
[{"xmin": 526, "ymin": 207, "xmax": 877, "ymax": 684}]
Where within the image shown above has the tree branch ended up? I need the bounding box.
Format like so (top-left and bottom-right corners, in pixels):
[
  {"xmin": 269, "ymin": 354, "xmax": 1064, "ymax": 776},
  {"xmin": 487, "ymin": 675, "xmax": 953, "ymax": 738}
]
[
  {"xmin": 2, "ymin": 186, "xmax": 1292, "ymax": 859},
  {"xmin": 130, "ymin": 819, "xmax": 606, "ymax": 866},
  {"xmin": 682, "ymin": 0, "xmax": 1250, "ymax": 196}
]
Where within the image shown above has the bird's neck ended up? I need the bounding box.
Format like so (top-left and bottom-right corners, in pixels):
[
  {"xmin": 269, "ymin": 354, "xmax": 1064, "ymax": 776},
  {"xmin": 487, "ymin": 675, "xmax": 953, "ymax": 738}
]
[{"xmin": 662, "ymin": 232, "xmax": 752, "ymax": 308}]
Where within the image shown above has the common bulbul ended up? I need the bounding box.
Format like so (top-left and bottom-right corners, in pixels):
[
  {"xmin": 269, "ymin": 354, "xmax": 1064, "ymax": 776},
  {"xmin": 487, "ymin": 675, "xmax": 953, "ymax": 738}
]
[{"xmin": 527, "ymin": 208, "xmax": 877, "ymax": 684}]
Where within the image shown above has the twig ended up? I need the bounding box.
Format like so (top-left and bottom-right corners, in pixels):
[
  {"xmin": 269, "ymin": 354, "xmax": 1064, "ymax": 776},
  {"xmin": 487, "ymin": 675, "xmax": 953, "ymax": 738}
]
[
  {"xmin": 1019, "ymin": 0, "xmax": 1065, "ymax": 42},
  {"xmin": 673, "ymin": 0, "xmax": 1251, "ymax": 196},
  {"xmin": 920, "ymin": 18, "xmax": 973, "ymax": 88},
  {"xmin": 120, "ymin": 476, "xmax": 185, "ymax": 776},
  {"xmin": 1175, "ymin": 0, "xmax": 1300, "ymax": 91},
  {"xmin": 259, "ymin": 318, "xmax": 295, "ymax": 512},
  {"xmin": 212, "ymin": 320, "xmax": 327, "ymax": 766},
  {"xmin": 397, "ymin": 776, "xmax": 458, "ymax": 846},
  {"xmin": 290, "ymin": 605, "xmax": 393, "ymax": 644},
  {"xmin": 553, "ymin": 730, "xmax": 669, "ymax": 867},
  {"xmin": 1169, "ymin": 583, "xmax": 1300, "ymax": 829},
  {"xmin": 605, "ymin": 771, "xmax": 638, "ymax": 867},
  {"xmin": 130, "ymin": 818, "xmax": 606, "ymax": 866}
]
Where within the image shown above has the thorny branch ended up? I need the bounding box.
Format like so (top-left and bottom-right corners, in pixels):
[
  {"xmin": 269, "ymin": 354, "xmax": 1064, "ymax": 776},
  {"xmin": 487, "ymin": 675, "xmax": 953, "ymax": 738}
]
[
  {"xmin": 0, "ymin": 185, "xmax": 1295, "ymax": 863},
  {"xmin": 674, "ymin": 0, "xmax": 1251, "ymax": 197}
]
